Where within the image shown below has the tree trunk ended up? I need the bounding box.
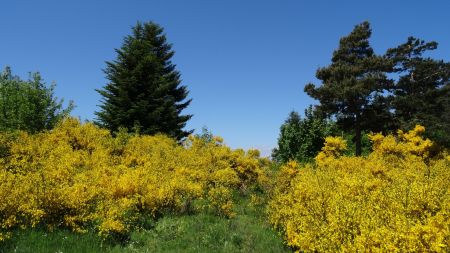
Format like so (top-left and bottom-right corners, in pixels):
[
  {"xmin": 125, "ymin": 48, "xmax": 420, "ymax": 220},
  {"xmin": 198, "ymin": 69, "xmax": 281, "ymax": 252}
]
[{"xmin": 355, "ymin": 117, "xmax": 362, "ymax": 156}]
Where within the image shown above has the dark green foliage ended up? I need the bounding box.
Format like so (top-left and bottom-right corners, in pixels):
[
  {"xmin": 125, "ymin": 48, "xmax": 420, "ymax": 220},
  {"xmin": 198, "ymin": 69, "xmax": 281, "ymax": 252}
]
[
  {"xmin": 386, "ymin": 37, "xmax": 450, "ymax": 147},
  {"xmin": 0, "ymin": 67, "xmax": 73, "ymax": 133},
  {"xmin": 304, "ymin": 22, "xmax": 392, "ymax": 155},
  {"xmin": 96, "ymin": 21, "xmax": 192, "ymax": 140},
  {"xmin": 272, "ymin": 106, "xmax": 335, "ymax": 163},
  {"xmin": 272, "ymin": 111, "xmax": 302, "ymax": 163},
  {"xmin": 341, "ymin": 131, "xmax": 372, "ymax": 157},
  {"xmin": 304, "ymin": 22, "xmax": 449, "ymax": 153}
]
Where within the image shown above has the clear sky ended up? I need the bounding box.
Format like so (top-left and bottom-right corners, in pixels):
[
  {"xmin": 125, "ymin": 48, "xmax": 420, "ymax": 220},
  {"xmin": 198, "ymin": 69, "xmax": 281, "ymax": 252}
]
[{"xmin": 1, "ymin": 0, "xmax": 449, "ymax": 156}]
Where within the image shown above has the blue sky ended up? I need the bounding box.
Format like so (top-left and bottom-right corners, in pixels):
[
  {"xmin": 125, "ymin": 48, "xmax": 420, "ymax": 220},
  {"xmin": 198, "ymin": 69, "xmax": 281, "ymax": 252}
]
[{"xmin": 1, "ymin": 0, "xmax": 449, "ymax": 156}]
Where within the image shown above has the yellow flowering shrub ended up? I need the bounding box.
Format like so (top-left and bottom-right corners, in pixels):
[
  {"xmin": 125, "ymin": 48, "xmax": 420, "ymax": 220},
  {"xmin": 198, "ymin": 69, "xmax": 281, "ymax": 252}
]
[
  {"xmin": 315, "ymin": 136, "xmax": 348, "ymax": 166},
  {"xmin": 268, "ymin": 125, "xmax": 450, "ymax": 252},
  {"xmin": 0, "ymin": 118, "xmax": 268, "ymax": 240},
  {"xmin": 369, "ymin": 125, "xmax": 434, "ymax": 160}
]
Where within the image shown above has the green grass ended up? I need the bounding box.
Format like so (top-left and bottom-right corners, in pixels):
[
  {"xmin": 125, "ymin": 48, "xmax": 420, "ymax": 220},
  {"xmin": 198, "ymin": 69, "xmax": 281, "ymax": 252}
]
[
  {"xmin": 0, "ymin": 229, "xmax": 112, "ymax": 253},
  {"xmin": 0, "ymin": 197, "xmax": 290, "ymax": 253}
]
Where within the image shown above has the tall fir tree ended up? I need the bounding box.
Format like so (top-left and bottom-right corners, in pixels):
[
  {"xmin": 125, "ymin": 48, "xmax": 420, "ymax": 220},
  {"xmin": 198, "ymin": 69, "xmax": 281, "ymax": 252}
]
[
  {"xmin": 96, "ymin": 21, "xmax": 192, "ymax": 140},
  {"xmin": 304, "ymin": 21, "xmax": 392, "ymax": 155}
]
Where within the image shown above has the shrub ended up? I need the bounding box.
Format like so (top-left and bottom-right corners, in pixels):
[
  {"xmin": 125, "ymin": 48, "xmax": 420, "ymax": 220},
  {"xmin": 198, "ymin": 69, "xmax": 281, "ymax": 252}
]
[
  {"xmin": 268, "ymin": 125, "xmax": 450, "ymax": 252},
  {"xmin": 0, "ymin": 118, "xmax": 268, "ymax": 241}
]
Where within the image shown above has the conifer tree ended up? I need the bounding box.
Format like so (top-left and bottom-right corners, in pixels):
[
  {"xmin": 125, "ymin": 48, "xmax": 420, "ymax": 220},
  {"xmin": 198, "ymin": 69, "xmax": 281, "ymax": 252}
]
[
  {"xmin": 386, "ymin": 37, "xmax": 450, "ymax": 147},
  {"xmin": 304, "ymin": 21, "xmax": 391, "ymax": 155},
  {"xmin": 96, "ymin": 21, "xmax": 192, "ymax": 140}
]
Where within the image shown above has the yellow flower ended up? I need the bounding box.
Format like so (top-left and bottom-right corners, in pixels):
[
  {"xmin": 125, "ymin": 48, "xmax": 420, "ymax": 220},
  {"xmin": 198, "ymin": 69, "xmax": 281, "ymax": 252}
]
[
  {"xmin": 269, "ymin": 125, "xmax": 450, "ymax": 252},
  {"xmin": 0, "ymin": 118, "xmax": 269, "ymax": 240}
]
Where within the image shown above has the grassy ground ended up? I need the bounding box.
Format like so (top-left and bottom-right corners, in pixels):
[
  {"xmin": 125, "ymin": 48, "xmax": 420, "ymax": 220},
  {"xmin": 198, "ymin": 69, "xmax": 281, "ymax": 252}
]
[{"xmin": 0, "ymin": 197, "xmax": 290, "ymax": 253}]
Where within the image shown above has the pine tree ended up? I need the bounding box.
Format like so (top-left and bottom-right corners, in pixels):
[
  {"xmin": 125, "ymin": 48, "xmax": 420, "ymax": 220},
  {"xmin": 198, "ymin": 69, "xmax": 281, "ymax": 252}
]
[
  {"xmin": 96, "ymin": 21, "xmax": 192, "ymax": 140},
  {"xmin": 304, "ymin": 21, "xmax": 392, "ymax": 155},
  {"xmin": 386, "ymin": 37, "xmax": 450, "ymax": 147}
]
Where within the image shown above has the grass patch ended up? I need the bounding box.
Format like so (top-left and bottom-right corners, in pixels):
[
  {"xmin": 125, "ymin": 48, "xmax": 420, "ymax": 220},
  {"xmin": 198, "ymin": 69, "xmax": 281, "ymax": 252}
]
[
  {"xmin": 0, "ymin": 197, "xmax": 290, "ymax": 253},
  {"xmin": 123, "ymin": 213, "xmax": 288, "ymax": 252},
  {"xmin": 0, "ymin": 229, "xmax": 114, "ymax": 253}
]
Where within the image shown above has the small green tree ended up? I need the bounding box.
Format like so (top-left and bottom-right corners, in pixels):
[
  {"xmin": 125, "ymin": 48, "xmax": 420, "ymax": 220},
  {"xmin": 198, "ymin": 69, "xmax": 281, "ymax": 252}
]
[
  {"xmin": 272, "ymin": 106, "xmax": 335, "ymax": 163},
  {"xmin": 96, "ymin": 21, "xmax": 192, "ymax": 140},
  {"xmin": 0, "ymin": 67, "xmax": 73, "ymax": 133}
]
